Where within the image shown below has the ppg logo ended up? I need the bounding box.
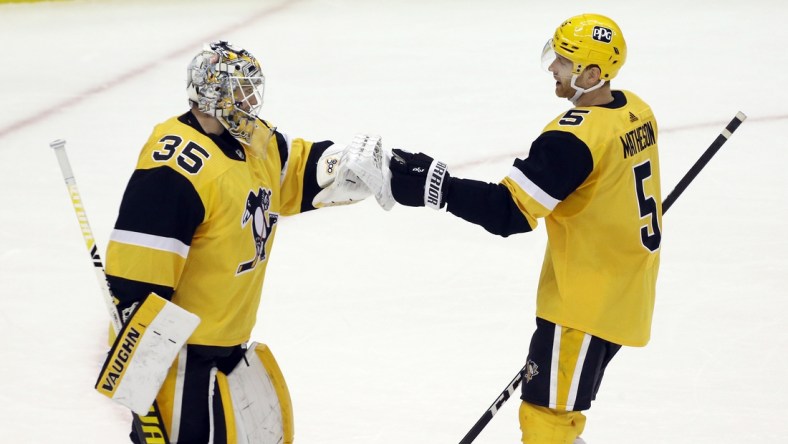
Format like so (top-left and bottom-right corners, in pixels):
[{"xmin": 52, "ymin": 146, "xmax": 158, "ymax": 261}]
[{"xmin": 592, "ymin": 26, "xmax": 613, "ymax": 43}]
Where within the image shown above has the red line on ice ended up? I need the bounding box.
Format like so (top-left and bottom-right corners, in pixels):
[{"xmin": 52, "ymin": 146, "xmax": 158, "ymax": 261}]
[{"xmin": 0, "ymin": 0, "xmax": 300, "ymax": 140}]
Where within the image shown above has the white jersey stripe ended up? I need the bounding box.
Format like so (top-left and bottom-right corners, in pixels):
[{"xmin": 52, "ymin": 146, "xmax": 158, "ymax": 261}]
[
  {"xmin": 566, "ymin": 333, "xmax": 592, "ymax": 411},
  {"xmin": 549, "ymin": 324, "xmax": 562, "ymax": 409},
  {"xmin": 208, "ymin": 367, "xmax": 218, "ymax": 444},
  {"xmin": 110, "ymin": 229, "xmax": 190, "ymax": 258},
  {"xmin": 507, "ymin": 166, "xmax": 560, "ymax": 211}
]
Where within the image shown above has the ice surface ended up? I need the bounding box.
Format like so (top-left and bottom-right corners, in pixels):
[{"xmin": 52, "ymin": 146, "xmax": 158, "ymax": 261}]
[{"xmin": 1, "ymin": 0, "xmax": 786, "ymax": 442}]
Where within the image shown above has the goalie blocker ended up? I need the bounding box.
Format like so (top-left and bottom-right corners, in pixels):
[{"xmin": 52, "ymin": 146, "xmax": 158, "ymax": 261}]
[{"xmin": 95, "ymin": 293, "xmax": 200, "ymax": 416}]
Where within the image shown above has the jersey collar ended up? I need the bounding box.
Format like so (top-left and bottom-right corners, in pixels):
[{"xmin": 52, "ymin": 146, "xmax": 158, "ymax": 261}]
[{"xmin": 179, "ymin": 111, "xmax": 247, "ymax": 162}]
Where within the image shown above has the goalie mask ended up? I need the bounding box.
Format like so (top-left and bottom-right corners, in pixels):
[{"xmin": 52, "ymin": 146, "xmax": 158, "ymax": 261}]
[
  {"xmin": 186, "ymin": 41, "xmax": 271, "ymax": 148},
  {"xmin": 541, "ymin": 14, "xmax": 627, "ymax": 103}
]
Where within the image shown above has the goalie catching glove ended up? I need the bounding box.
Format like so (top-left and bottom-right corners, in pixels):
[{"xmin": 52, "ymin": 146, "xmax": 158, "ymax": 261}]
[
  {"xmin": 389, "ymin": 149, "xmax": 450, "ymax": 210},
  {"xmin": 313, "ymin": 135, "xmax": 375, "ymax": 207},
  {"xmin": 312, "ymin": 134, "xmax": 396, "ymax": 210}
]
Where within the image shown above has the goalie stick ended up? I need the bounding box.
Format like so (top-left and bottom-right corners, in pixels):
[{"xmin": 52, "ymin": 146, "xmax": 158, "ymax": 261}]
[
  {"xmin": 50, "ymin": 139, "xmax": 171, "ymax": 444},
  {"xmin": 458, "ymin": 111, "xmax": 747, "ymax": 444}
]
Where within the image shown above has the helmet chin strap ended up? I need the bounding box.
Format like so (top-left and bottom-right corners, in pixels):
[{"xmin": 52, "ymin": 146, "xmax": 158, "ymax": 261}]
[{"xmin": 569, "ymin": 75, "xmax": 606, "ymax": 105}]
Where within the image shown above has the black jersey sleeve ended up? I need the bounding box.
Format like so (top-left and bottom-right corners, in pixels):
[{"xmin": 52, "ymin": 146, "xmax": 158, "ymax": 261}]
[
  {"xmin": 444, "ymin": 130, "xmax": 592, "ymax": 237},
  {"xmin": 512, "ymin": 130, "xmax": 593, "ymax": 202},
  {"xmin": 445, "ymin": 177, "xmax": 533, "ymax": 237},
  {"xmin": 299, "ymin": 140, "xmax": 334, "ymax": 213},
  {"xmin": 107, "ymin": 166, "xmax": 205, "ymax": 309},
  {"xmin": 113, "ymin": 166, "xmax": 205, "ymax": 244}
]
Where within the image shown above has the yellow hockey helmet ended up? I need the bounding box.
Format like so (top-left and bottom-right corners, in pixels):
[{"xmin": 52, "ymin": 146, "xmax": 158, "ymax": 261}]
[{"xmin": 550, "ymin": 13, "xmax": 627, "ymax": 81}]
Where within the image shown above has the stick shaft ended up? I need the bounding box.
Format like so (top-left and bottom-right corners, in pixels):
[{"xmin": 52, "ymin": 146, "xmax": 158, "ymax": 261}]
[
  {"xmin": 458, "ymin": 370, "xmax": 523, "ymax": 444},
  {"xmin": 50, "ymin": 139, "xmax": 122, "ymax": 332},
  {"xmin": 662, "ymin": 112, "xmax": 747, "ymax": 213},
  {"xmin": 50, "ymin": 139, "xmax": 170, "ymax": 444}
]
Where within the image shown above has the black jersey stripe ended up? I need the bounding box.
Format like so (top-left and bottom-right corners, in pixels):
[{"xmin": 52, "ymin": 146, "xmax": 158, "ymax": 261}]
[
  {"xmin": 113, "ymin": 166, "xmax": 205, "ymax": 246},
  {"xmin": 300, "ymin": 140, "xmax": 334, "ymax": 213},
  {"xmin": 105, "ymin": 274, "xmax": 175, "ymax": 313},
  {"xmin": 274, "ymin": 130, "xmax": 290, "ymax": 174},
  {"xmin": 512, "ymin": 131, "xmax": 593, "ymax": 202}
]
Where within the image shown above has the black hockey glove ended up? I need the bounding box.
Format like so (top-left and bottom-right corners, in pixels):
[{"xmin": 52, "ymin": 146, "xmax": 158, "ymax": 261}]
[{"xmin": 389, "ymin": 148, "xmax": 450, "ymax": 209}]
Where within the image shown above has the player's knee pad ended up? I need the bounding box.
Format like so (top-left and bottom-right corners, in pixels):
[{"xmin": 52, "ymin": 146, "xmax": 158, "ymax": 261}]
[
  {"xmin": 226, "ymin": 342, "xmax": 294, "ymax": 444},
  {"xmin": 519, "ymin": 401, "xmax": 586, "ymax": 444}
]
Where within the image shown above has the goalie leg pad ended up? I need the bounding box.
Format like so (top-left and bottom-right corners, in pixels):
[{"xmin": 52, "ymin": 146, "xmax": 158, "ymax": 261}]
[
  {"xmin": 227, "ymin": 342, "xmax": 294, "ymax": 444},
  {"xmin": 95, "ymin": 292, "xmax": 200, "ymax": 416},
  {"xmin": 154, "ymin": 345, "xmax": 241, "ymax": 443}
]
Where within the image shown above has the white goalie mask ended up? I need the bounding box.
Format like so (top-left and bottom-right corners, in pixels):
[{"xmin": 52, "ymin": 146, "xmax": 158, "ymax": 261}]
[{"xmin": 186, "ymin": 41, "xmax": 268, "ymax": 146}]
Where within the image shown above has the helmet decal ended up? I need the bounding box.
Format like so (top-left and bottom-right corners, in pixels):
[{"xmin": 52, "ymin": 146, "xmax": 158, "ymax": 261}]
[
  {"xmin": 186, "ymin": 41, "xmax": 266, "ymax": 145},
  {"xmin": 592, "ymin": 26, "xmax": 613, "ymax": 43}
]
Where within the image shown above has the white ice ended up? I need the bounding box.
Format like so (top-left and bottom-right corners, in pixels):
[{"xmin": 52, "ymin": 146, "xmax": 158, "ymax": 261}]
[{"xmin": 1, "ymin": 0, "xmax": 787, "ymax": 442}]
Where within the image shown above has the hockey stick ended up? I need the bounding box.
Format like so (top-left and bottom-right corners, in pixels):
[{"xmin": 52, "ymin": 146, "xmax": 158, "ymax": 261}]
[
  {"xmin": 662, "ymin": 112, "xmax": 747, "ymax": 212},
  {"xmin": 50, "ymin": 139, "xmax": 171, "ymax": 444},
  {"xmin": 458, "ymin": 111, "xmax": 747, "ymax": 444}
]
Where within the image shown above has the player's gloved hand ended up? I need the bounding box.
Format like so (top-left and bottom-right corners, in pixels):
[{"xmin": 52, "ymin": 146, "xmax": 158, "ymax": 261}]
[
  {"xmin": 312, "ymin": 135, "xmax": 381, "ymax": 208},
  {"xmin": 344, "ymin": 134, "xmax": 395, "ymax": 211},
  {"xmin": 389, "ymin": 149, "xmax": 450, "ymax": 209}
]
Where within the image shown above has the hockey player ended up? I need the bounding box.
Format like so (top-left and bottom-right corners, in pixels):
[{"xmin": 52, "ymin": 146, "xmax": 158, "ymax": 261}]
[
  {"xmin": 367, "ymin": 13, "xmax": 661, "ymax": 444},
  {"xmin": 103, "ymin": 41, "xmax": 380, "ymax": 443}
]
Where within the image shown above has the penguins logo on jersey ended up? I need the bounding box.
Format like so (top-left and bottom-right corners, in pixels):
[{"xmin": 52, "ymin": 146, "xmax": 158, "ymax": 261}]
[
  {"xmin": 524, "ymin": 360, "xmax": 540, "ymax": 383},
  {"xmin": 237, "ymin": 187, "xmax": 279, "ymax": 275}
]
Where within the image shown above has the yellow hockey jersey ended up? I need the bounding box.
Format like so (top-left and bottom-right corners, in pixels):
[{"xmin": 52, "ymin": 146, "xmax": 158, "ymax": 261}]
[
  {"xmin": 106, "ymin": 112, "xmax": 333, "ymax": 346},
  {"xmin": 501, "ymin": 90, "xmax": 661, "ymax": 346}
]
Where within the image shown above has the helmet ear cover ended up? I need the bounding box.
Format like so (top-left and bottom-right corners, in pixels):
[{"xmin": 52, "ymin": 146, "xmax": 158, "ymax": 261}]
[{"xmin": 551, "ymin": 13, "xmax": 627, "ymax": 81}]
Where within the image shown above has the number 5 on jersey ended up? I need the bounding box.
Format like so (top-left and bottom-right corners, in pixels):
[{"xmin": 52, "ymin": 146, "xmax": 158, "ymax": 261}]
[{"xmin": 633, "ymin": 160, "xmax": 661, "ymax": 252}]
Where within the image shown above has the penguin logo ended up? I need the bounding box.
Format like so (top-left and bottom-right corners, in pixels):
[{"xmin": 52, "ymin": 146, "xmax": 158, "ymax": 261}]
[
  {"xmin": 524, "ymin": 360, "xmax": 540, "ymax": 384},
  {"xmin": 236, "ymin": 187, "xmax": 279, "ymax": 275}
]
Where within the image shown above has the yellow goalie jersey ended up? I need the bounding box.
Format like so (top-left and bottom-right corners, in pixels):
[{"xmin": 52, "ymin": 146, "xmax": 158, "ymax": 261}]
[
  {"xmin": 501, "ymin": 90, "xmax": 662, "ymax": 346},
  {"xmin": 106, "ymin": 111, "xmax": 333, "ymax": 347}
]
